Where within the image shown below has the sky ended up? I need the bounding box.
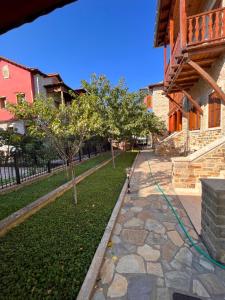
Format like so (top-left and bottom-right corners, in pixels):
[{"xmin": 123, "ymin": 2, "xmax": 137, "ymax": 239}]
[{"xmin": 0, "ymin": 0, "xmax": 164, "ymax": 91}]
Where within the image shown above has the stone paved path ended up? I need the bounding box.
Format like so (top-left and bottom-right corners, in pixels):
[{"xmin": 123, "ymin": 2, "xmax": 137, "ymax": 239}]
[{"xmin": 92, "ymin": 150, "xmax": 225, "ymax": 300}]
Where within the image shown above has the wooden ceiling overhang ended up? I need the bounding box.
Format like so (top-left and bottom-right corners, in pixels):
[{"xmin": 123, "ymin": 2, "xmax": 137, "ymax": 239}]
[
  {"xmin": 164, "ymin": 42, "xmax": 225, "ymax": 100},
  {"xmin": 154, "ymin": 0, "xmax": 173, "ymax": 47},
  {"xmin": 0, "ymin": 0, "xmax": 78, "ymax": 35}
]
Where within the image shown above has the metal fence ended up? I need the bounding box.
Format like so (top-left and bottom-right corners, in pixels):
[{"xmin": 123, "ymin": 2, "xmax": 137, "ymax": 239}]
[{"xmin": 0, "ymin": 142, "xmax": 109, "ymax": 190}]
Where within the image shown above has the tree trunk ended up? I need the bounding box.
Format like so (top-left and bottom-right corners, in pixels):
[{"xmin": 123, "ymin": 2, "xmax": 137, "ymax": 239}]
[
  {"xmin": 71, "ymin": 165, "xmax": 78, "ymax": 205},
  {"xmin": 110, "ymin": 140, "xmax": 115, "ymax": 169}
]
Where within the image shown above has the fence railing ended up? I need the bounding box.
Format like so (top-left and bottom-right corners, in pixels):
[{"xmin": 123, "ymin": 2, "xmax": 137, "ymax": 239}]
[{"xmin": 0, "ymin": 142, "xmax": 109, "ymax": 190}]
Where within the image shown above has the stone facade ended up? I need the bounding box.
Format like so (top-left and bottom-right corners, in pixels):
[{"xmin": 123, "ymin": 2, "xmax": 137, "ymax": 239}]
[
  {"xmin": 189, "ymin": 128, "xmax": 223, "ymax": 152},
  {"xmin": 148, "ymin": 84, "xmax": 169, "ymax": 129},
  {"xmin": 172, "ymin": 138, "xmax": 225, "ymax": 189},
  {"xmin": 188, "ymin": 52, "xmax": 225, "ymax": 135},
  {"xmin": 201, "ymin": 178, "xmax": 225, "ymax": 263},
  {"xmin": 155, "ymin": 131, "xmax": 187, "ymax": 156},
  {"xmin": 156, "ymin": 51, "xmax": 225, "ymax": 157}
]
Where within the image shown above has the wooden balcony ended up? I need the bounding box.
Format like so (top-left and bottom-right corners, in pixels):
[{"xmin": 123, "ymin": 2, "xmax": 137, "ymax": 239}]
[{"xmin": 164, "ymin": 7, "xmax": 225, "ymax": 94}]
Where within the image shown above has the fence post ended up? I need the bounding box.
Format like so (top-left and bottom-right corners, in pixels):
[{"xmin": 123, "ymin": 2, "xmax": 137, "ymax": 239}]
[
  {"xmin": 87, "ymin": 143, "xmax": 91, "ymax": 158},
  {"xmin": 13, "ymin": 152, "xmax": 21, "ymax": 184},
  {"xmin": 47, "ymin": 160, "xmax": 51, "ymax": 173},
  {"xmin": 79, "ymin": 150, "xmax": 82, "ymax": 162}
]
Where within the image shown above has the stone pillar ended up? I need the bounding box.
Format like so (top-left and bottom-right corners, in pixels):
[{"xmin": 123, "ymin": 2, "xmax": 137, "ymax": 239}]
[{"xmin": 201, "ymin": 179, "xmax": 225, "ymax": 263}]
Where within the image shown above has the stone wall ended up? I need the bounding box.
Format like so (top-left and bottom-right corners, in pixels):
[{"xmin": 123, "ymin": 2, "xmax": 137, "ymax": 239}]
[
  {"xmin": 172, "ymin": 138, "xmax": 225, "ymax": 189},
  {"xmin": 155, "ymin": 128, "xmax": 223, "ymax": 156},
  {"xmin": 155, "ymin": 130, "xmax": 187, "ymax": 156},
  {"xmin": 201, "ymin": 178, "xmax": 225, "ymax": 263},
  {"xmin": 189, "ymin": 129, "xmax": 222, "ymax": 152},
  {"xmin": 151, "ymin": 87, "xmax": 169, "ymax": 129},
  {"xmin": 189, "ymin": 53, "xmax": 225, "ymax": 134}
]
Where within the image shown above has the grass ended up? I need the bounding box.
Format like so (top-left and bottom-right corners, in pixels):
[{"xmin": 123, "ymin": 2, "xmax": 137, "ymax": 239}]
[
  {"xmin": 0, "ymin": 152, "xmax": 111, "ymax": 220},
  {"xmin": 0, "ymin": 152, "xmax": 136, "ymax": 300}
]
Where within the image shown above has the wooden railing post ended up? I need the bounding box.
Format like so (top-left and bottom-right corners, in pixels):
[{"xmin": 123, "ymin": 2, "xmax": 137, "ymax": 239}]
[
  {"xmin": 164, "ymin": 44, "xmax": 167, "ymax": 81},
  {"xmin": 180, "ymin": 0, "xmax": 187, "ymax": 49}
]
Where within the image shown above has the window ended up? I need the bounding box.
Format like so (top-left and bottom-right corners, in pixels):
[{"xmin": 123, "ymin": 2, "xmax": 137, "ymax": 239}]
[
  {"xmin": 208, "ymin": 92, "xmax": 221, "ymax": 128},
  {"xmin": 16, "ymin": 93, "xmax": 25, "ymax": 104},
  {"xmin": 0, "ymin": 97, "xmax": 6, "ymax": 109},
  {"xmin": 2, "ymin": 65, "xmax": 9, "ymax": 79}
]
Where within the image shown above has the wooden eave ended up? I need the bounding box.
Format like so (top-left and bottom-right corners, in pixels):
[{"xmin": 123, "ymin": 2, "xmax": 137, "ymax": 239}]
[
  {"xmin": 154, "ymin": 0, "xmax": 173, "ymax": 47},
  {"xmin": 0, "ymin": 0, "xmax": 78, "ymax": 35}
]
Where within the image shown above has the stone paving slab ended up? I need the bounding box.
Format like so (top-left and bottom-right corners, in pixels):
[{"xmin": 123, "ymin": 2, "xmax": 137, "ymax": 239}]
[{"xmin": 91, "ymin": 150, "xmax": 225, "ymax": 300}]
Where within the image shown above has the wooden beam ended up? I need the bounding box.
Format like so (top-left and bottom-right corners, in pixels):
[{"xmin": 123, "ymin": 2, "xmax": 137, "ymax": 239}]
[
  {"xmin": 176, "ymin": 78, "xmax": 199, "ymax": 84},
  {"xmin": 176, "ymin": 76, "xmax": 199, "ymax": 82},
  {"xmin": 180, "ymin": 0, "xmax": 187, "ymax": 48},
  {"xmin": 169, "ymin": 18, "xmax": 174, "ymax": 51},
  {"xmin": 178, "ymin": 70, "xmax": 198, "ymax": 77},
  {"xmin": 188, "ymin": 45, "xmax": 225, "ymax": 57},
  {"xmin": 187, "ymin": 59, "xmax": 225, "ymax": 104},
  {"xmin": 176, "ymin": 85, "xmax": 203, "ymax": 114},
  {"xmin": 165, "ymin": 94, "xmax": 188, "ymax": 117},
  {"xmin": 164, "ymin": 45, "xmax": 167, "ymax": 76}
]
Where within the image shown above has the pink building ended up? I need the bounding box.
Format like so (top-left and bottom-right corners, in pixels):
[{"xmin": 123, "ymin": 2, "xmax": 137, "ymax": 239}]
[{"xmin": 0, "ymin": 56, "xmax": 83, "ymax": 134}]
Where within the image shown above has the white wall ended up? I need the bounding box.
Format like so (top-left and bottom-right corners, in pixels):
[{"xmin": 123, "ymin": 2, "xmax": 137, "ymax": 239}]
[{"xmin": 0, "ymin": 120, "xmax": 25, "ymax": 134}]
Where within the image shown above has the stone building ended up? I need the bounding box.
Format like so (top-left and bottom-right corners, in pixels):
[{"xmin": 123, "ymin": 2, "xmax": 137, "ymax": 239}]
[
  {"xmin": 148, "ymin": 82, "xmax": 169, "ymax": 129},
  {"xmin": 153, "ymin": 0, "xmax": 225, "ymax": 190}
]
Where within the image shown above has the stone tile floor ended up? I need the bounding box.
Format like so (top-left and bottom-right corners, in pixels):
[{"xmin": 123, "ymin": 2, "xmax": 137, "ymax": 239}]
[{"xmin": 92, "ymin": 151, "xmax": 225, "ymax": 300}]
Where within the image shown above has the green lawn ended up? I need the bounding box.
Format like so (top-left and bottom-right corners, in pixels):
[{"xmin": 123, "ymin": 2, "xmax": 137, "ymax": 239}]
[
  {"xmin": 0, "ymin": 152, "xmax": 136, "ymax": 300},
  {"xmin": 0, "ymin": 153, "xmax": 111, "ymax": 220}
]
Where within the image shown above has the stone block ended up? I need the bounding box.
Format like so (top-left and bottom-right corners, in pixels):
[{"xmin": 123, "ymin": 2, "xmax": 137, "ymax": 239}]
[{"xmin": 201, "ymin": 178, "xmax": 225, "ymax": 263}]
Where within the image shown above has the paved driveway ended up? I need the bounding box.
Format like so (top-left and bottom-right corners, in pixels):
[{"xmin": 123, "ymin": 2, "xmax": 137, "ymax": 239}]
[{"xmin": 92, "ymin": 150, "xmax": 225, "ymax": 300}]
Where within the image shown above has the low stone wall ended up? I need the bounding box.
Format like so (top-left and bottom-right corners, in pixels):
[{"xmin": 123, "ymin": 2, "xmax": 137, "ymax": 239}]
[
  {"xmin": 155, "ymin": 128, "xmax": 222, "ymax": 157},
  {"xmin": 189, "ymin": 128, "xmax": 222, "ymax": 152},
  {"xmin": 172, "ymin": 137, "xmax": 225, "ymax": 189},
  {"xmin": 155, "ymin": 130, "xmax": 187, "ymax": 156},
  {"xmin": 201, "ymin": 178, "xmax": 225, "ymax": 263}
]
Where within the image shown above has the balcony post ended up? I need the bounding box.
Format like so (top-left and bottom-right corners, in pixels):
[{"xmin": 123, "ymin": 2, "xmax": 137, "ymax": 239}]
[
  {"xmin": 164, "ymin": 44, "xmax": 167, "ymax": 79},
  {"xmin": 179, "ymin": 0, "xmax": 187, "ymax": 49},
  {"xmin": 169, "ymin": 18, "xmax": 174, "ymax": 52}
]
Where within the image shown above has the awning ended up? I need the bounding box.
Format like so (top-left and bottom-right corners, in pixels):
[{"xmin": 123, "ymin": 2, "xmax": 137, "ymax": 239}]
[{"xmin": 0, "ymin": 0, "xmax": 78, "ymax": 35}]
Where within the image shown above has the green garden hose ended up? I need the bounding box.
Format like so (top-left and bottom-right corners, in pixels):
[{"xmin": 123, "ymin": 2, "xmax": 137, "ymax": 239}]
[{"xmin": 146, "ymin": 157, "xmax": 225, "ymax": 270}]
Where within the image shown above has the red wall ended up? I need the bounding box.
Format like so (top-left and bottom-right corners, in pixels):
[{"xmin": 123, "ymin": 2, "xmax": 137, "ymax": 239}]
[{"xmin": 0, "ymin": 59, "xmax": 34, "ymax": 122}]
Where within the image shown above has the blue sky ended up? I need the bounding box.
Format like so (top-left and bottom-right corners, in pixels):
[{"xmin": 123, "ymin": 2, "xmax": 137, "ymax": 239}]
[{"xmin": 0, "ymin": 0, "xmax": 163, "ymax": 91}]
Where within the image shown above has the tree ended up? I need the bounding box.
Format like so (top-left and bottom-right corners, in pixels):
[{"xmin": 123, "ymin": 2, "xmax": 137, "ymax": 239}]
[
  {"xmin": 8, "ymin": 93, "xmax": 102, "ymax": 204},
  {"xmin": 81, "ymin": 74, "xmax": 166, "ymax": 163}
]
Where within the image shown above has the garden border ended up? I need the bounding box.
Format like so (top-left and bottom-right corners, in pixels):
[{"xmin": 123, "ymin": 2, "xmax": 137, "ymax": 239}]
[
  {"xmin": 77, "ymin": 151, "xmax": 139, "ymax": 300},
  {"xmin": 0, "ymin": 156, "xmax": 115, "ymax": 237}
]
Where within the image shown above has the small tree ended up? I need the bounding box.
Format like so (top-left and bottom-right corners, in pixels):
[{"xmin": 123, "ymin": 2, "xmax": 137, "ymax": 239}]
[
  {"xmin": 82, "ymin": 74, "xmax": 166, "ymax": 163},
  {"xmin": 8, "ymin": 93, "xmax": 102, "ymax": 204}
]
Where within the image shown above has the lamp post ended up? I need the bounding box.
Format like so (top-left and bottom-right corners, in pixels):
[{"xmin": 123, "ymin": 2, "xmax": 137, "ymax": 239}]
[{"xmin": 126, "ymin": 167, "xmax": 131, "ymax": 194}]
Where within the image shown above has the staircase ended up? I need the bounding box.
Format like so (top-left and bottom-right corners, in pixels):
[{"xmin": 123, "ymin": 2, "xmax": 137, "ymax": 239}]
[
  {"xmin": 155, "ymin": 130, "xmax": 187, "ymax": 156},
  {"xmin": 172, "ymin": 135, "xmax": 225, "ymax": 190}
]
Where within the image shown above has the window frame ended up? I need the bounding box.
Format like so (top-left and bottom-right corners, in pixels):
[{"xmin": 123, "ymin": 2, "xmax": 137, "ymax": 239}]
[
  {"xmin": 16, "ymin": 93, "xmax": 26, "ymax": 104},
  {"xmin": 0, "ymin": 97, "xmax": 6, "ymax": 109}
]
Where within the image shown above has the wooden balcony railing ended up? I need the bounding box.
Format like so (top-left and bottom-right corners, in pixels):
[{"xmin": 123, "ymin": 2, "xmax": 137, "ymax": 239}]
[{"xmin": 187, "ymin": 7, "xmax": 225, "ymax": 46}]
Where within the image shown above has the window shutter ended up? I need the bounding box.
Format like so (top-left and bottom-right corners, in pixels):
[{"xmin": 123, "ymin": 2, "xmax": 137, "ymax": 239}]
[{"xmin": 208, "ymin": 94, "xmax": 221, "ymax": 128}]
